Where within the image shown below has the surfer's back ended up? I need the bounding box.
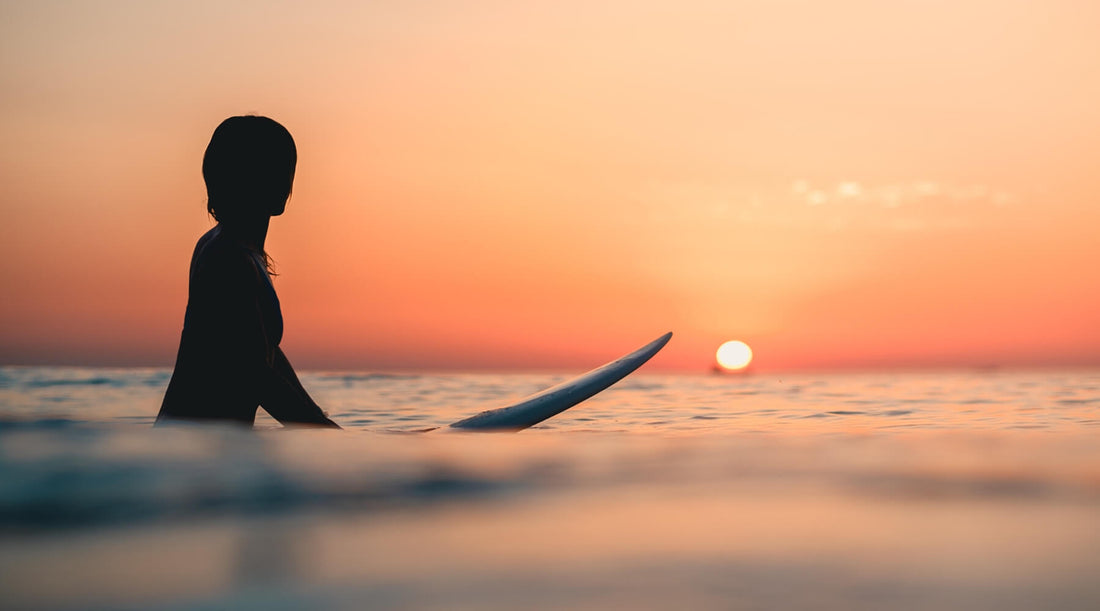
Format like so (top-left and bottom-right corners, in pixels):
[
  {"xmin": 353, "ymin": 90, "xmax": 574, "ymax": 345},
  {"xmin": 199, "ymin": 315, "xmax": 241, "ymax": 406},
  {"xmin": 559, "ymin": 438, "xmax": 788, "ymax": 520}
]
[{"xmin": 157, "ymin": 227, "xmax": 279, "ymax": 425}]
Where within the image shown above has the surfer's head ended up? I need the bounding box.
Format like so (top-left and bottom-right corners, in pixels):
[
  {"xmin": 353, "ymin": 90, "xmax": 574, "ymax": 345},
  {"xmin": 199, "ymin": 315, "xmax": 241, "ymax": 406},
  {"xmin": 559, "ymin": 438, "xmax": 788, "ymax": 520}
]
[{"xmin": 203, "ymin": 116, "xmax": 297, "ymax": 224}]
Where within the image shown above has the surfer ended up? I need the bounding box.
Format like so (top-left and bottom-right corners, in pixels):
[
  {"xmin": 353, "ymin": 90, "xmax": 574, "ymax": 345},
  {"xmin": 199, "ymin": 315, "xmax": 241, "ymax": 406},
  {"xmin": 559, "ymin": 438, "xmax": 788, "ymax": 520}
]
[{"xmin": 156, "ymin": 116, "xmax": 340, "ymax": 428}]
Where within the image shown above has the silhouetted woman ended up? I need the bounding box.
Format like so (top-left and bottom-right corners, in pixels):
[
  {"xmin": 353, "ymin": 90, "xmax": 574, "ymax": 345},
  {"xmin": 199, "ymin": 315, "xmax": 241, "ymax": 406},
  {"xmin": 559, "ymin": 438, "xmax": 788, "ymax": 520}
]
[{"xmin": 157, "ymin": 116, "xmax": 339, "ymax": 428}]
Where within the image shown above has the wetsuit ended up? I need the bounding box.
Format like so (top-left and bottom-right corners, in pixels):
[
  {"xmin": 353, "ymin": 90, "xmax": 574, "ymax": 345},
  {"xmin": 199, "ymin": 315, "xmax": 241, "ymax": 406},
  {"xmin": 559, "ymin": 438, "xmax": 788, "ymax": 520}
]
[{"xmin": 157, "ymin": 226, "xmax": 338, "ymax": 427}]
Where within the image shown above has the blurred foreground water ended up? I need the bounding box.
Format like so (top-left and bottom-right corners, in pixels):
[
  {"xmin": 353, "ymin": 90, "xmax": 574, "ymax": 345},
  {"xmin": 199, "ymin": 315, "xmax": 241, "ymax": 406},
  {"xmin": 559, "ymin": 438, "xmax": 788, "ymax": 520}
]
[{"xmin": 2, "ymin": 366, "xmax": 1099, "ymax": 610}]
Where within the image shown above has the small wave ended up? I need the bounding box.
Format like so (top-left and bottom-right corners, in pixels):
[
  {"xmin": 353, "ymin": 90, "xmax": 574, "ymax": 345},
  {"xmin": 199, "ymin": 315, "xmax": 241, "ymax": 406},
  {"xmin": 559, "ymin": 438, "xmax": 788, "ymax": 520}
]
[
  {"xmin": 0, "ymin": 469, "xmax": 518, "ymax": 532},
  {"xmin": 319, "ymin": 373, "xmax": 424, "ymax": 384},
  {"xmin": 0, "ymin": 417, "xmax": 86, "ymax": 431},
  {"xmin": 617, "ymin": 380, "xmax": 667, "ymax": 392},
  {"xmin": 25, "ymin": 377, "xmax": 124, "ymax": 388},
  {"xmin": 0, "ymin": 435, "xmax": 525, "ymax": 531},
  {"xmin": 140, "ymin": 372, "xmax": 172, "ymax": 388}
]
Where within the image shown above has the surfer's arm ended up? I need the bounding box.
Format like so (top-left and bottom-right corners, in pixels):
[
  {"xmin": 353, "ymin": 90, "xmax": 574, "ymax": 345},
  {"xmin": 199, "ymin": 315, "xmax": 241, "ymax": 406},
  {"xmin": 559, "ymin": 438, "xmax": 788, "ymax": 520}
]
[
  {"xmin": 259, "ymin": 348, "xmax": 341, "ymax": 428},
  {"xmin": 214, "ymin": 253, "xmax": 337, "ymax": 427},
  {"xmin": 196, "ymin": 246, "xmax": 337, "ymax": 427}
]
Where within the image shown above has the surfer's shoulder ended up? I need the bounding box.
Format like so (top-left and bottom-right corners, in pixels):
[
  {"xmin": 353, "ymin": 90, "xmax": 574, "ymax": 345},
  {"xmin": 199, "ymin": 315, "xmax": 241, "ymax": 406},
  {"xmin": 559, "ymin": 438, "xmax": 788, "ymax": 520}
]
[{"xmin": 190, "ymin": 227, "xmax": 262, "ymax": 283}]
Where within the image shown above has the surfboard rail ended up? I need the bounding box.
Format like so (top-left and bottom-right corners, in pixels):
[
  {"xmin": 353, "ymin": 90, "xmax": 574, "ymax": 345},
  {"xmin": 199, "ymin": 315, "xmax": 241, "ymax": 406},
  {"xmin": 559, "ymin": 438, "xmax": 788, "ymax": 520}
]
[{"xmin": 446, "ymin": 332, "xmax": 672, "ymax": 432}]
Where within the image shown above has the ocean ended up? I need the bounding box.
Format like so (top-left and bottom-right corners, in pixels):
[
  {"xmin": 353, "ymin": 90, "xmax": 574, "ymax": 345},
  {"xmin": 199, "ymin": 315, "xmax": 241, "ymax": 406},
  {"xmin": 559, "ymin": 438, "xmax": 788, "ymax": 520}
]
[{"xmin": 1, "ymin": 366, "xmax": 1099, "ymax": 610}]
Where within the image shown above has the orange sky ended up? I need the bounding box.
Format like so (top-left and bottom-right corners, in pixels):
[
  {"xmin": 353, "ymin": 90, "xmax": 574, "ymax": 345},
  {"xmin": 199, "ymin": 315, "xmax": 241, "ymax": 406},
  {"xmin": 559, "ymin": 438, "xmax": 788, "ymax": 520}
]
[{"xmin": 1, "ymin": 1, "xmax": 1098, "ymax": 372}]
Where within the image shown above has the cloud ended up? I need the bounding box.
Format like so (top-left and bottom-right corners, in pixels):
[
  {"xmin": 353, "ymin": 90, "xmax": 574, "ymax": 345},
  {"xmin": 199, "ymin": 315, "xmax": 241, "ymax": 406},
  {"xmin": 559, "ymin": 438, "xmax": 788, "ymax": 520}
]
[
  {"xmin": 640, "ymin": 177, "xmax": 1021, "ymax": 234},
  {"xmin": 789, "ymin": 179, "xmax": 1020, "ymax": 211}
]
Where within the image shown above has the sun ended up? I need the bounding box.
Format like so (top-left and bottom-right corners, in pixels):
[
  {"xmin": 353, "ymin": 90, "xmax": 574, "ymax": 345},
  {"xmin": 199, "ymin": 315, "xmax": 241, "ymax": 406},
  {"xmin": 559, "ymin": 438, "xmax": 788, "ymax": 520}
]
[{"xmin": 716, "ymin": 340, "xmax": 753, "ymax": 371}]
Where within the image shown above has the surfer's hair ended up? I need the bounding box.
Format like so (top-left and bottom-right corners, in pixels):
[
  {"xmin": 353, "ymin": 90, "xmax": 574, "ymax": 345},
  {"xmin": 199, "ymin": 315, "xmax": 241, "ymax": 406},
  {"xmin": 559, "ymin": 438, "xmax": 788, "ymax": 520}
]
[{"xmin": 203, "ymin": 115, "xmax": 297, "ymax": 226}]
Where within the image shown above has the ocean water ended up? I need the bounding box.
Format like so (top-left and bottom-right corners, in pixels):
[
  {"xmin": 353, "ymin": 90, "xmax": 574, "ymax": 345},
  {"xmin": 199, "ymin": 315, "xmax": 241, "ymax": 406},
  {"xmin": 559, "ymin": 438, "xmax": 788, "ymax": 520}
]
[{"xmin": 1, "ymin": 366, "xmax": 1099, "ymax": 610}]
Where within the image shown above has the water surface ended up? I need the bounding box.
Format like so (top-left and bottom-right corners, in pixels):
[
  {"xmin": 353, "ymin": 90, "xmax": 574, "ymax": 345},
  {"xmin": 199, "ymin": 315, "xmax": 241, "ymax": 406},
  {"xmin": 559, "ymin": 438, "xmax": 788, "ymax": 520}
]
[{"xmin": 1, "ymin": 367, "xmax": 1099, "ymax": 609}]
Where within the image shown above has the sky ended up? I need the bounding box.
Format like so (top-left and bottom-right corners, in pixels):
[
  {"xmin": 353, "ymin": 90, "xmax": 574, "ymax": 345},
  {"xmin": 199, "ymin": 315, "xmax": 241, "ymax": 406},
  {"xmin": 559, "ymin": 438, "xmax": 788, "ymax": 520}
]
[{"xmin": 1, "ymin": 0, "xmax": 1098, "ymax": 372}]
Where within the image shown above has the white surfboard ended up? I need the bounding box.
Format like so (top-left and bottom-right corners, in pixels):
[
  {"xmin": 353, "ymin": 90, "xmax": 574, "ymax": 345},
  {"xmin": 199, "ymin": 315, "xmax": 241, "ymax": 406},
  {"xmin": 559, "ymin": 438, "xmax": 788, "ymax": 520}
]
[{"xmin": 444, "ymin": 332, "xmax": 672, "ymax": 431}]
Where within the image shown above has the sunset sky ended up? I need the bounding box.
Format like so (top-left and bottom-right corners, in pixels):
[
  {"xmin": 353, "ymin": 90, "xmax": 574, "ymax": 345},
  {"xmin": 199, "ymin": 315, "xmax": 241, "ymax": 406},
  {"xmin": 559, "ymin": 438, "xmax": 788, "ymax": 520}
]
[{"xmin": 2, "ymin": 1, "xmax": 1098, "ymax": 372}]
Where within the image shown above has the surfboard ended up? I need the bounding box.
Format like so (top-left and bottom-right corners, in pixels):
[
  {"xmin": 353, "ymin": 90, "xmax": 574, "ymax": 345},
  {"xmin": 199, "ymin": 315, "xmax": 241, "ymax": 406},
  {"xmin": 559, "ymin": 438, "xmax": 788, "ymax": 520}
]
[{"xmin": 443, "ymin": 332, "xmax": 672, "ymax": 432}]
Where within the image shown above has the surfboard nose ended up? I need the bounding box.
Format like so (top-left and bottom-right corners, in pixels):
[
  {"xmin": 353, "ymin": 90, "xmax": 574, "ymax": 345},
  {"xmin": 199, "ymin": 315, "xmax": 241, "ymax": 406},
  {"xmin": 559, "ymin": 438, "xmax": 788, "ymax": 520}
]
[{"xmin": 447, "ymin": 331, "xmax": 673, "ymax": 432}]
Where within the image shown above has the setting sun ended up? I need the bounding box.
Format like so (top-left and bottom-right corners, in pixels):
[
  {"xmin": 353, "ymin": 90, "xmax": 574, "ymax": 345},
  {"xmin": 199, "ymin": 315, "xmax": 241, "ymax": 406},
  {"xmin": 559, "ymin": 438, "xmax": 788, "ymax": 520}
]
[{"xmin": 716, "ymin": 341, "xmax": 753, "ymax": 371}]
